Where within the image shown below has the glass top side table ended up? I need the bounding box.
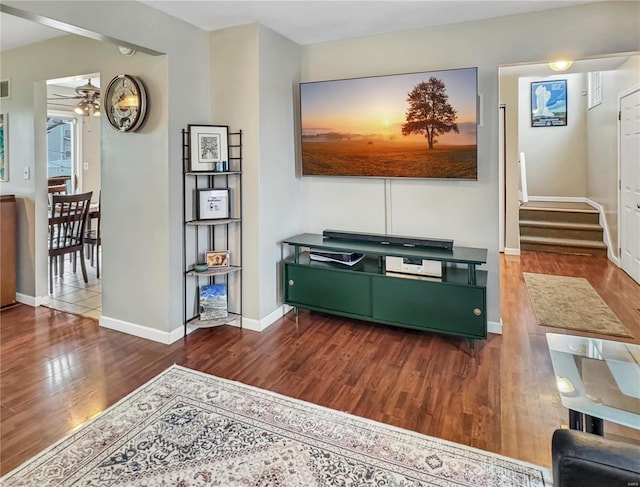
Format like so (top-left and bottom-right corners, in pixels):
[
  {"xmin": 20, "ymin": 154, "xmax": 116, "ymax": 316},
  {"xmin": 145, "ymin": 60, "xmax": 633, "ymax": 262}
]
[{"xmin": 546, "ymin": 333, "xmax": 640, "ymax": 435}]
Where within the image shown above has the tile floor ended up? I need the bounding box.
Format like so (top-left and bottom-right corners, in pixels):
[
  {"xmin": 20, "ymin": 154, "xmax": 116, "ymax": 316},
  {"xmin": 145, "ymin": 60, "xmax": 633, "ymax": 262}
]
[{"xmin": 48, "ymin": 254, "xmax": 101, "ymax": 320}]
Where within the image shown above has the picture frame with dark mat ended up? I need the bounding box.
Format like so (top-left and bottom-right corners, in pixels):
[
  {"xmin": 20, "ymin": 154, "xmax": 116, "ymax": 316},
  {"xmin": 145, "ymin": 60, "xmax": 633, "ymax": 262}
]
[{"xmin": 196, "ymin": 188, "xmax": 230, "ymax": 220}]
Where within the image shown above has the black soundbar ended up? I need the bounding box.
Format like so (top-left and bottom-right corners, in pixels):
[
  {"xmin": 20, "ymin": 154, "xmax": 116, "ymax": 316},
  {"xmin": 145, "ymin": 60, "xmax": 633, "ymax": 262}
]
[{"xmin": 323, "ymin": 229, "xmax": 454, "ymax": 251}]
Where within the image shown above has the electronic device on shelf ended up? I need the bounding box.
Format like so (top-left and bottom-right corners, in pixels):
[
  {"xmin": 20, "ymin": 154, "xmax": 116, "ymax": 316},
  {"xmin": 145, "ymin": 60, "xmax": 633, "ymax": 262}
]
[
  {"xmin": 385, "ymin": 256, "xmax": 443, "ymax": 277},
  {"xmin": 309, "ymin": 249, "xmax": 365, "ymax": 266},
  {"xmin": 323, "ymin": 229, "xmax": 454, "ymax": 251}
]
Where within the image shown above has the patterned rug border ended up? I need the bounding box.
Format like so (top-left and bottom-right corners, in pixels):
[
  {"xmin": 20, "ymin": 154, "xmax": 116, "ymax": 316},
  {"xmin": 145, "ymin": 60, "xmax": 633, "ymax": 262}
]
[{"xmin": 3, "ymin": 364, "xmax": 553, "ymax": 486}]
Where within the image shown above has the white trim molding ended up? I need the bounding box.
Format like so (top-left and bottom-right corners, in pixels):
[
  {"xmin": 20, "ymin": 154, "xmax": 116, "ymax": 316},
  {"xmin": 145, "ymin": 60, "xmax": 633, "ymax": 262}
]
[
  {"xmin": 242, "ymin": 304, "xmax": 293, "ymax": 332},
  {"xmin": 16, "ymin": 293, "xmax": 51, "ymax": 307},
  {"xmin": 100, "ymin": 316, "xmax": 180, "ymax": 345},
  {"xmin": 503, "ymin": 247, "xmax": 521, "ymax": 256},
  {"xmin": 585, "ymin": 198, "xmax": 616, "ymax": 264},
  {"xmin": 488, "ymin": 320, "xmax": 503, "ymax": 335}
]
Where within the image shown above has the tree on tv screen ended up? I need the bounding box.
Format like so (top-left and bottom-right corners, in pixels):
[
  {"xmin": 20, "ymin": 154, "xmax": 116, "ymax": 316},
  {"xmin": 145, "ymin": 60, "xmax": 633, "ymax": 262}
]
[{"xmin": 401, "ymin": 77, "xmax": 459, "ymax": 149}]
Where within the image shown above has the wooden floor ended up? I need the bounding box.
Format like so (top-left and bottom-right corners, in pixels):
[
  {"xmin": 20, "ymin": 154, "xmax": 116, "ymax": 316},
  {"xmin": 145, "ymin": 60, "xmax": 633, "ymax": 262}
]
[{"xmin": 1, "ymin": 251, "xmax": 639, "ymax": 476}]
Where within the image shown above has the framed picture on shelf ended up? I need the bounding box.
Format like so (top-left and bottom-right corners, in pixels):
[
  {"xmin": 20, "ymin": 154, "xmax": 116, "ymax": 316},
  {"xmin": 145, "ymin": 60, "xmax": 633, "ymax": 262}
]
[
  {"xmin": 206, "ymin": 250, "xmax": 229, "ymax": 268},
  {"xmin": 196, "ymin": 188, "xmax": 230, "ymax": 220},
  {"xmin": 188, "ymin": 124, "xmax": 229, "ymax": 172},
  {"xmin": 531, "ymin": 80, "xmax": 567, "ymax": 127},
  {"xmin": 199, "ymin": 283, "xmax": 228, "ymax": 320}
]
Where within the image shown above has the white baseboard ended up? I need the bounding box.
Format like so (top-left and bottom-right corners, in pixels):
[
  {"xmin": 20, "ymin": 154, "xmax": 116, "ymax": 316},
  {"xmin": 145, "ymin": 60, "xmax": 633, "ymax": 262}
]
[
  {"xmin": 100, "ymin": 316, "xmax": 177, "ymax": 345},
  {"xmin": 242, "ymin": 304, "xmax": 293, "ymax": 332},
  {"xmin": 16, "ymin": 293, "xmax": 51, "ymax": 307},
  {"xmin": 504, "ymin": 247, "xmax": 521, "ymax": 256},
  {"xmin": 488, "ymin": 319, "xmax": 502, "ymax": 335}
]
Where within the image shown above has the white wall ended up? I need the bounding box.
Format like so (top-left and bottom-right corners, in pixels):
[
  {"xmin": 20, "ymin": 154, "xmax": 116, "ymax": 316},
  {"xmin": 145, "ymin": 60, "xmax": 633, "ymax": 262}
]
[
  {"xmin": 518, "ymin": 74, "xmax": 588, "ymax": 197},
  {"xmin": 257, "ymin": 26, "xmax": 303, "ymax": 321},
  {"xmin": 300, "ymin": 1, "xmax": 640, "ymax": 327},
  {"xmin": 0, "ymin": 1, "xmax": 210, "ymax": 340},
  {"xmin": 210, "ymin": 25, "xmax": 261, "ymax": 320},
  {"xmin": 210, "ymin": 24, "xmax": 303, "ymax": 325},
  {"xmin": 586, "ymin": 55, "xmax": 640, "ymax": 255},
  {"xmin": 82, "ymin": 115, "xmax": 101, "ymax": 202}
]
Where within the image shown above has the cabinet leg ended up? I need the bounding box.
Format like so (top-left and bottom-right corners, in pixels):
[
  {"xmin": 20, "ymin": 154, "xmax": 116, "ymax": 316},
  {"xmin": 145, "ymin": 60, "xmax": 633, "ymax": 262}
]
[
  {"xmin": 468, "ymin": 338, "xmax": 475, "ymax": 357},
  {"xmin": 294, "ymin": 307, "xmax": 299, "ymax": 336}
]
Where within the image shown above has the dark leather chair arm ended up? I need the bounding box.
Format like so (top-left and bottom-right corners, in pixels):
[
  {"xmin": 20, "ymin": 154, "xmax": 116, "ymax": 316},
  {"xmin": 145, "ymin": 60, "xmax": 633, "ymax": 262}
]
[{"xmin": 552, "ymin": 428, "xmax": 640, "ymax": 487}]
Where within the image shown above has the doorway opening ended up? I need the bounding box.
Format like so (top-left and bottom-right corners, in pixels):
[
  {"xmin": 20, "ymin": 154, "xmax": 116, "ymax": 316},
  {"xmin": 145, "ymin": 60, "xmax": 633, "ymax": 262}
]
[
  {"xmin": 45, "ymin": 74, "xmax": 102, "ymax": 319},
  {"xmin": 498, "ymin": 53, "xmax": 639, "ymax": 262}
]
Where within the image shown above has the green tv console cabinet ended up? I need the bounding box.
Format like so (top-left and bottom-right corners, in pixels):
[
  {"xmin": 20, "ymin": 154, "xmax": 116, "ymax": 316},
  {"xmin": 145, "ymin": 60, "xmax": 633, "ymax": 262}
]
[{"xmin": 282, "ymin": 233, "xmax": 488, "ymax": 348}]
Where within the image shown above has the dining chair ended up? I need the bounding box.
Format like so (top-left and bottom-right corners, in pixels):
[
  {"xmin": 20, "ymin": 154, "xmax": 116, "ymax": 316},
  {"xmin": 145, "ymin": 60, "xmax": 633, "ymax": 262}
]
[
  {"xmin": 48, "ymin": 191, "xmax": 93, "ymax": 293},
  {"xmin": 84, "ymin": 191, "xmax": 101, "ymax": 278}
]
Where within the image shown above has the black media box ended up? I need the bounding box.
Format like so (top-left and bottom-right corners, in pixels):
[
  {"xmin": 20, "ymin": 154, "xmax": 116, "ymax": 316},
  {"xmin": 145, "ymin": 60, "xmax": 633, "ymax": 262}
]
[{"xmin": 323, "ymin": 229, "xmax": 454, "ymax": 251}]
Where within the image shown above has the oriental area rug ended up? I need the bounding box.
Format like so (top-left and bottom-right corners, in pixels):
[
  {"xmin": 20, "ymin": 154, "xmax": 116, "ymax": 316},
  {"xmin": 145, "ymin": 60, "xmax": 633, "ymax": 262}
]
[
  {"xmin": 524, "ymin": 272, "xmax": 632, "ymax": 338},
  {"xmin": 1, "ymin": 365, "xmax": 551, "ymax": 486}
]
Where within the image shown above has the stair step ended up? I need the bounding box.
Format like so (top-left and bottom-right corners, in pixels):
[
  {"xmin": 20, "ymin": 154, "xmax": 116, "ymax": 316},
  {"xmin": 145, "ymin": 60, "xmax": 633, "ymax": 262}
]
[
  {"xmin": 519, "ymin": 220, "xmax": 604, "ymax": 241},
  {"xmin": 520, "ymin": 235, "xmax": 607, "ymax": 256},
  {"xmin": 520, "ymin": 204, "xmax": 597, "ymax": 213},
  {"xmin": 519, "ymin": 207, "xmax": 599, "ymax": 225},
  {"xmin": 520, "ymin": 235, "xmax": 607, "ymax": 249},
  {"xmin": 519, "ymin": 220, "xmax": 602, "ymax": 231}
]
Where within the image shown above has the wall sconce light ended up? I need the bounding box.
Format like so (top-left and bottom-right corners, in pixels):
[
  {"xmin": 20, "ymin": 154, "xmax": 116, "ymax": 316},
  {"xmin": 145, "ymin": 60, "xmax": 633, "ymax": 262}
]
[
  {"xmin": 549, "ymin": 60, "xmax": 573, "ymax": 72},
  {"xmin": 118, "ymin": 46, "xmax": 136, "ymax": 57}
]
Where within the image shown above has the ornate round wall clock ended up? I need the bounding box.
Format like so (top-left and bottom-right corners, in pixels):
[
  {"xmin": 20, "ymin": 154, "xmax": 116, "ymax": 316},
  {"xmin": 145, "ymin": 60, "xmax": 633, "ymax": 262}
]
[{"xmin": 104, "ymin": 74, "xmax": 148, "ymax": 132}]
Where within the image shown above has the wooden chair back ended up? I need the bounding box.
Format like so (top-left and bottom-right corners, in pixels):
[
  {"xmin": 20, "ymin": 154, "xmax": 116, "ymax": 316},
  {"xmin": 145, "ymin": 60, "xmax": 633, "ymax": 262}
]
[{"xmin": 48, "ymin": 192, "xmax": 92, "ymax": 257}]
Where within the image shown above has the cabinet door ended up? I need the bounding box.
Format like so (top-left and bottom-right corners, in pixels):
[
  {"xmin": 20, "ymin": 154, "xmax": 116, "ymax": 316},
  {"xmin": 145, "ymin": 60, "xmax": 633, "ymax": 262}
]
[
  {"xmin": 285, "ymin": 264, "xmax": 372, "ymax": 317},
  {"xmin": 371, "ymin": 276, "xmax": 486, "ymax": 338}
]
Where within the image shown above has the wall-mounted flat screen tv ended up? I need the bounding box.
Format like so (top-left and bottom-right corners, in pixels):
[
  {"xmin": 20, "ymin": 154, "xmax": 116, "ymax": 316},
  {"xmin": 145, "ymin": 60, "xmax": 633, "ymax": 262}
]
[{"xmin": 299, "ymin": 67, "xmax": 478, "ymax": 179}]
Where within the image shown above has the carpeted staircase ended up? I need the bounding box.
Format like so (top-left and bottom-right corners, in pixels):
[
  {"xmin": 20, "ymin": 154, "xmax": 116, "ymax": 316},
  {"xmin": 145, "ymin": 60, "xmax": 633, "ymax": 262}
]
[{"xmin": 519, "ymin": 203, "xmax": 607, "ymax": 256}]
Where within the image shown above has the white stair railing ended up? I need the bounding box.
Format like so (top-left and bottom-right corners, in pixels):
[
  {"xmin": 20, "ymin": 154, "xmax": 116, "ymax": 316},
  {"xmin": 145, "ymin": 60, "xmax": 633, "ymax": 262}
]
[{"xmin": 519, "ymin": 151, "xmax": 529, "ymax": 204}]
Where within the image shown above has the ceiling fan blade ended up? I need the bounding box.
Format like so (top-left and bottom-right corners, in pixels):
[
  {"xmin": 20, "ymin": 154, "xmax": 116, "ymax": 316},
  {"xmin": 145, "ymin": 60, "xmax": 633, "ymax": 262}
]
[{"xmin": 48, "ymin": 94, "xmax": 83, "ymax": 99}]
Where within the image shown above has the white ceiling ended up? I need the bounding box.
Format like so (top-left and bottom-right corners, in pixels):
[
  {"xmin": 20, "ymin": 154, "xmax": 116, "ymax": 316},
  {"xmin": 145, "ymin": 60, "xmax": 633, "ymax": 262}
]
[
  {"xmin": 139, "ymin": 0, "xmax": 601, "ymax": 45},
  {"xmin": 0, "ymin": 12, "xmax": 65, "ymax": 51},
  {"xmin": 5, "ymin": 0, "xmax": 630, "ymax": 85},
  {"xmin": 2, "ymin": 1, "xmax": 602, "ymax": 51},
  {"xmin": 500, "ymin": 55, "xmax": 631, "ymax": 77}
]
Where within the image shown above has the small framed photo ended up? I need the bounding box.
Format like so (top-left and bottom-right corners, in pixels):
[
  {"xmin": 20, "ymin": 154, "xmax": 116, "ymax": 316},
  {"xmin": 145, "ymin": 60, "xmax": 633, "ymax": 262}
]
[
  {"xmin": 206, "ymin": 250, "xmax": 229, "ymax": 268},
  {"xmin": 188, "ymin": 124, "xmax": 229, "ymax": 172},
  {"xmin": 197, "ymin": 188, "xmax": 230, "ymax": 220},
  {"xmin": 531, "ymin": 80, "xmax": 567, "ymax": 127}
]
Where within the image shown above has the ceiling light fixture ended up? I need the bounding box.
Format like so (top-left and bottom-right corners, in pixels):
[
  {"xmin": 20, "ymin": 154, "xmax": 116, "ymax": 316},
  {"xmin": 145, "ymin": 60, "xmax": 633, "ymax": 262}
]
[
  {"xmin": 73, "ymin": 99, "xmax": 101, "ymax": 117},
  {"xmin": 549, "ymin": 60, "xmax": 573, "ymax": 72}
]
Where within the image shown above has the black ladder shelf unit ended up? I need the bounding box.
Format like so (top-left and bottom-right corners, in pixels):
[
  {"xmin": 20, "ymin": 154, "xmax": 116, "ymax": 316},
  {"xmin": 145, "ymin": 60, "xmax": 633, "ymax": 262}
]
[{"xmin": 182, "ymin": 128, "xmax": 243, "ymax": 335}]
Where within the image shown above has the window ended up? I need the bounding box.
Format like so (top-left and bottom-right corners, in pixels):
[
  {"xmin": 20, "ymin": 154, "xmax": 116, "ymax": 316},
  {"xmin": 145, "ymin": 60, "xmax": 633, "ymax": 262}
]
[
  {"xmin": 47, "ymin": 117, "xmax": 74, "ymax": 179},
  {"xmin": 588, "ymin": 71, "xmax": 602, "ymax": 109}
]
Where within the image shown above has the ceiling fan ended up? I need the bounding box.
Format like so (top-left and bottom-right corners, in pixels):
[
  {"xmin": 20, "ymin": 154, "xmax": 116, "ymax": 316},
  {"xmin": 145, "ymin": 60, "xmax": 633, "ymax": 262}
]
[{"xmin": 47, "ymin": 79, "xmax": 101, "ymax": 117}]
